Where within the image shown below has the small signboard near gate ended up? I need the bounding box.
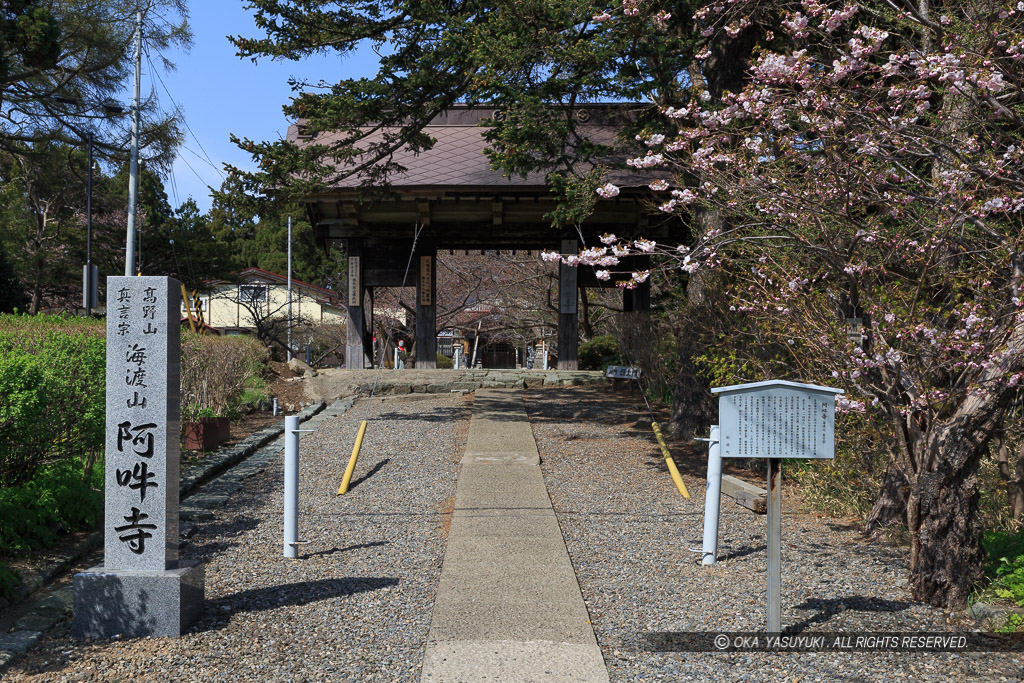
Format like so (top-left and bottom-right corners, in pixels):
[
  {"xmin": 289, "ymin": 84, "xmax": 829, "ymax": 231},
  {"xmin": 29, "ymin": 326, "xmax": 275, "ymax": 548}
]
[
  {"xmin": 714, "ymin": 380, "xmax": 839, "ymax": 460},
  {"xmin": 707, "ymin": 379, "xmax": 843, "ymax": 634},
  {"xmin": 605, "ymin": 365, "xmax": 641, "ymax": 380}
]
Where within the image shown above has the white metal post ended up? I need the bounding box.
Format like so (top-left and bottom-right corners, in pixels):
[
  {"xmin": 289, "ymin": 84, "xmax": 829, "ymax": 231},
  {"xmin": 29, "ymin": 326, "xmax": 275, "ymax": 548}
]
[
  {"xmin": 283, "ymin": 415, "xmax": 299, "ymax": 558},
  {"xmin": 701, "ymin": 425, "xmax": 722, "ymax": 565}
]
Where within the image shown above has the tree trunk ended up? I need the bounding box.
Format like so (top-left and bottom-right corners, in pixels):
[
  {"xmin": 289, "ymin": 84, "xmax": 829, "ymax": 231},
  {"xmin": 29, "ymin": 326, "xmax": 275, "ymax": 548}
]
[
  {"xmin": 994, "ymin": 432, "xmax": 1016, "ymax": 514},
  {"xmin": 907, "ymin": 422, "xmax": 985, "ymax": 609},
  {"xmin": 863, "ymin": 458, "xmax": 908, "ymax": 536},
  {"xmin": 667, "ymin": 332, "xmax": 711, "ymax": 441},
  {"xmin": 666, "ymin": 210, "xmax": 717, "ymax": 441},
  {"xmin": 1015, "ymin": 444, "xmax": 1024, "ymax": 522},
  {"xmin": 579, "ymin": 288, "xmax": 594, "ymax": 340},
  {"xmin": 993, "ymin": 432, "xmax": 1024, "ymax": 521}
]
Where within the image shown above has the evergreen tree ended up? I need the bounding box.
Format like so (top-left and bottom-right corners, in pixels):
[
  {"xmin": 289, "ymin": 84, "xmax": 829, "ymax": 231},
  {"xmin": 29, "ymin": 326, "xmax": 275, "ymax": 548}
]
[
  {"xmin": 0, "ymin": 241, "xmax": 27, "ymax": 313},
  {"xmin": 226, "ymin": 1, "xmax": 708, "ymax": 212},
  {"xmin": 0, "ymin": 142, "xmax": 89, "ymax": 312},
  {"xmin": 209, "ymin": 176, "xmax": 345, "ymax": 289},
  {"xmin": 1, "ymin": 0, "xmax": 190, "ymax": 169}
]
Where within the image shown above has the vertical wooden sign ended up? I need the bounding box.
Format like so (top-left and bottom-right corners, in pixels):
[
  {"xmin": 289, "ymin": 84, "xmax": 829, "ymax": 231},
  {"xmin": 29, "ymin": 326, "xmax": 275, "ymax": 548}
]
[
  {"xmin": 348, "ymin": 256, "xmax": 361, "ymax": 307},
  {"xmin": 419, "ymin": 255, "xmax": 433, "ymax": 306}
]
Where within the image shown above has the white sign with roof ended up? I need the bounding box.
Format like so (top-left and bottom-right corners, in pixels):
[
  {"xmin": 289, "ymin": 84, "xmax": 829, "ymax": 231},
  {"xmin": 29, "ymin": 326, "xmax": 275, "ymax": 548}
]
[{"xmin": 711, "ymin": 380, "xmax": 844, "ymax": 460}]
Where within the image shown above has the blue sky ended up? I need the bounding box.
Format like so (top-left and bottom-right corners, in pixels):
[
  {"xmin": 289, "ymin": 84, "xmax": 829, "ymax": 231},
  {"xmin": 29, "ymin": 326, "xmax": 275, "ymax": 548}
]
[{"xmin": 154, "ymin": 2, "xmax": 381, "ymax": 212}]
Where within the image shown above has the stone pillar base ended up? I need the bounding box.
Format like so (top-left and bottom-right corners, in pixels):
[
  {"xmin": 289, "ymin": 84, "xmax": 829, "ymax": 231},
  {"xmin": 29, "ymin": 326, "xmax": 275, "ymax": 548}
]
[{"xmin": 72, "ymin": 561, "xmax": 205, "ymax": 638}]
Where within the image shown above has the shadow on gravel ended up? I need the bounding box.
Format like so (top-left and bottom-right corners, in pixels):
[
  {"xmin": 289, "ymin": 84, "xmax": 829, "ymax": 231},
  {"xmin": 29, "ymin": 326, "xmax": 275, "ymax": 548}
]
[
  {"xmin": 303, "ymin": 540, "xmax": 388, "ymax": 559},
  {"xmin": 186, "ymin": 515, "xmax": 262, "ymax": 563},
  {"xmin": 192, "ymin": 577, "xmax": 401, "ymax": 633},
  {"xmin": 786, "ymin": 596, "xmax": 912, "ymax": 633},
  {"xmin": 523, "ymin": 388, "xmax": 648, "ymax": 425},
  {"xmin": 718, "ymin": 544, "xmax": 767, "ymax": 561},
  {"xmin": 346, "ymin": 459, "xmax": 390, "ymax": 492},
  {"xmin": 377, "ymin": 407, "xmax": 469, "ymax": 422}
]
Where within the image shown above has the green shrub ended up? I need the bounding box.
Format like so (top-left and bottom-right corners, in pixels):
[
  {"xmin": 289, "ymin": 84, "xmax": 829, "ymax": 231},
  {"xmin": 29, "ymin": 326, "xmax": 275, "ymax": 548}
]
[
  {"xmin": 0, "ymin": 456, "xmax": 103, "ymax": 599},
  {"xmin": 981, "ymin": 530, "xmax": 1024, "ymax": 602},
  {"xmin": 578, "ymin": 335, "xmax": 621, "ymax": 371},
  {"xmin": 0, "ymin": 316, "xmax": 105, "ymax": 487},
  {"xmin": 436, "ymin": 353, "xmax": 454, "ymax": 369},
  {"xmin": 0, "ymin": 564, "xmax": 20, "ymax": 601},
  {"xmin": 181, "ymin": 333, "xmax": 270, "ymax": 423}
]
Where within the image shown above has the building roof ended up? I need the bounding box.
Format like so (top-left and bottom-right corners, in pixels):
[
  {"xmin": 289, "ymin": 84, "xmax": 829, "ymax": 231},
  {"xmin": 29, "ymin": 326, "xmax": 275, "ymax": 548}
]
[
  {"xmin": 287, "ymin": 104, "xmax": 646, "ymax": 191},
  {"xmin": 237, "ymin": 267, "xmax": 338, "ymax": 302},
  {"xmin": 292, "ymin": 104, "xmax": 683, "ymax": 249}
]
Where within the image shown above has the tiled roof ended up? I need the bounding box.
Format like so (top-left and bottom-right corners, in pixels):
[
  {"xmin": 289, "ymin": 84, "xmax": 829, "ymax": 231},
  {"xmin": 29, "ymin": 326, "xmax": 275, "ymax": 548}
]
[{"xmin": 288, "ymin": 105, "xmax": 646, "ymax": 190}]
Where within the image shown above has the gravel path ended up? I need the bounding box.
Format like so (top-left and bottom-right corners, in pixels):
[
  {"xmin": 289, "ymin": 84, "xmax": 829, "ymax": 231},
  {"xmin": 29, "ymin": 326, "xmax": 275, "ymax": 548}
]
[
  {"xmin": 524, "ymin": 387, "xmax": 1023, "ymax": 682},
  {"xmin": 5, "ymin": 386, "xmax": 1023, "ymax": 682},
  {"xmin": 5, "ymin": 394, "xmax": 469, "ymax": 682}
]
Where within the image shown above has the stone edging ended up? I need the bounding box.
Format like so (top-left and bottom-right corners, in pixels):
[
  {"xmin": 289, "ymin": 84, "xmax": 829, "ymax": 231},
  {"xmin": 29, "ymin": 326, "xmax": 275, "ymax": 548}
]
[
  {"xmin": 180, "ymin": 401, "xmax": 327, "ymax": 498},
  {"xmin": 0, "ymin": 401, "xmax": 332, "ymax": 670},
  {"xmin": 969, "ymin": 601, "xmax": 1024, "ymax": 631},
  {"xmin": 355, "ymin": 370, "xmax": 607, "ymax": 396}
]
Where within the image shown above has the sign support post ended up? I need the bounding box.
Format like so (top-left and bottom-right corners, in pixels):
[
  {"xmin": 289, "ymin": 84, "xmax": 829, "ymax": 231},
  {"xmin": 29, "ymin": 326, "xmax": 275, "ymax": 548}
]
[
  {"xmin": 767, "ymin": 458, "xmax": 782, "ymax": 633},
  {"xmin": 708, "ymin": 380, "xmax": 843, "ymax": 634},
  {"xmin": 701, "ymin": 425, "xmax": 722, "ymax": 565}
]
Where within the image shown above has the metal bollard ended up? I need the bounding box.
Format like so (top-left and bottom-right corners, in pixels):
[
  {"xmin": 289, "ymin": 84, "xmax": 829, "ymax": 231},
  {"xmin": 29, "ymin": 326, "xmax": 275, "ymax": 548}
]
[
  {"xmin": 283, "ymin": 416, "xmax": 299, "ymax": 558},
  {"xmin": 283, "ymin": 416, "xmax": 315, "ymax": 558},
  {"xmin": 701, "ymin": 425, "xmax": 722, "ymax": 565},
  {"xmin": 652, "ymin": 422, "xmax": 690, "ymax": 498}
]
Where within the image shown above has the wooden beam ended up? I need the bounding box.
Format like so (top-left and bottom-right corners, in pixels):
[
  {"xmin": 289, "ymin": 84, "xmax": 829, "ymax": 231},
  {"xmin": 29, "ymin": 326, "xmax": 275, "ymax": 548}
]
[
  {"xmin": 364, "ymin": 269, "xmax": 412, "ymax": 287},
  {"xmin": 721, "ymin": 474, "xmax": 767, "ymax": 514}
]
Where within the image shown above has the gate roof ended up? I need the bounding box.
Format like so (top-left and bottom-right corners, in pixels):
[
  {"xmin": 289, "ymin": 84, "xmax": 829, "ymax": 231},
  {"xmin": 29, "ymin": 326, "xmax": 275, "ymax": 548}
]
[{"xmin": 292, "ymin": 104, "xmax": 683, "ymax": 250}]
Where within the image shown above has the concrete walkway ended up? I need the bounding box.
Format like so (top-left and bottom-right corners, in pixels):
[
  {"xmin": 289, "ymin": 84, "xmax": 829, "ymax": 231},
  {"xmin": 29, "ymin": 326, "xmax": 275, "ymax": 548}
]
[{"xmin": 421, "ymin": 389, "xmax": 609, "ymax": 683}]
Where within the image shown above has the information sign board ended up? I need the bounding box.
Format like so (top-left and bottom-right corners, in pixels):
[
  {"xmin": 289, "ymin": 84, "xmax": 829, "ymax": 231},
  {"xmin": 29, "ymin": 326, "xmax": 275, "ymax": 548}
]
[
  {"xmin": 605, "ymin": 365, "xmax": 642, "ymax": 380},
  {"xmin": 712, "ymin": 381, "xmax": 844, "ymax": 460}
]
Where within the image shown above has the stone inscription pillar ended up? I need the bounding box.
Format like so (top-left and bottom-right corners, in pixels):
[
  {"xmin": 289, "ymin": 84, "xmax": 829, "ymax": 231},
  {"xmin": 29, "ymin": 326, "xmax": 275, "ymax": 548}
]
[
  {"xmin": 557, "ymin": 239, "xmax": 579, "ymax": 370},
  {"xmin": 73, "ymin": 276, "xmax": 204, "ymax": 639}
]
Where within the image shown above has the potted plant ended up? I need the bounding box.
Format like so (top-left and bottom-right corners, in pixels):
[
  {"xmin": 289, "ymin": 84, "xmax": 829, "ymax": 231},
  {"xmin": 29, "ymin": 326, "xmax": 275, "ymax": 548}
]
[{"xmin": 182, "ymin": 407, "xmax": 230, "ymax": 451}]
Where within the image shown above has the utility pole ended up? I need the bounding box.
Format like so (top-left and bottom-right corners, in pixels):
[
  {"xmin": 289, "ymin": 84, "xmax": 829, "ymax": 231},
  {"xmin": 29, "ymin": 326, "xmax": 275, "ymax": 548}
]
[
  {"xmin": 287, "ymin": 216, "xmax": 293, "ymax": 361},
  {"xmin": 124, "ymin": 11, "xmax": 142, "ymax": 276},
  {"xmin": 85, "ymin": 133, "xmax": 94, "ymax": 315}
]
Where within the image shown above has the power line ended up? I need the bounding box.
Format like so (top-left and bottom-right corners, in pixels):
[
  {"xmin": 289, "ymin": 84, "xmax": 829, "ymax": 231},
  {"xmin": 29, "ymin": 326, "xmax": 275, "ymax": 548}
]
[{"xmin": 145, "ymin": 47, "xmax": 226, "ymax": 182}]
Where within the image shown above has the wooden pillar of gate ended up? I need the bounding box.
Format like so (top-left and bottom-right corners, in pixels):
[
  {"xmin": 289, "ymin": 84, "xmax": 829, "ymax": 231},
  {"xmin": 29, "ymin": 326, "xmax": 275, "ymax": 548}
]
[
  {"xmin": 558, "ymin": 239, "xmax": 579, "ymax": 370},
  {"xmin": 623, "ymin": 255, "xmax": 651, "ymax": 313},
  {"xmin": 623, "ymin": 283, "xmax": 651, "ymax": 312},
  {"xmin": 416, "ymin": 244, "xmax": 437, "ymax": 369},
  {"xmin": 345, "ymin": 239, "xmax": 372, "ymax": 369}
]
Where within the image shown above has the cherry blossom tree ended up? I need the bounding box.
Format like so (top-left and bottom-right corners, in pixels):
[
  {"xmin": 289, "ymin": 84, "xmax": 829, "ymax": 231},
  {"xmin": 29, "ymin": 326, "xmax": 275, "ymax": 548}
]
[{"xmin": 558, "ymin": 0, "xmax": 1024, "ymax": 608}]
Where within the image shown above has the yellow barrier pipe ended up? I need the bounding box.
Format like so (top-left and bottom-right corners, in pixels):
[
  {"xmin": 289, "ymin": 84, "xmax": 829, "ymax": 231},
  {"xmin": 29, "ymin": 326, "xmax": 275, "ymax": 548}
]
[
  {"xmin": 337, "ymin": 420, "xmax": 368, "ymax": 495},
  {"xmin": 181, "ymin": 284, "xmax": 196, "ymax": 333},
  {"xmin": 652, "ymin": 421, "xmax": 690, "ymax": 498}
]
